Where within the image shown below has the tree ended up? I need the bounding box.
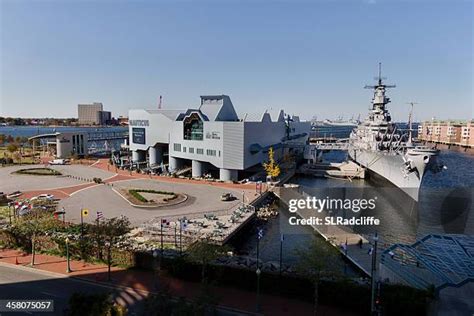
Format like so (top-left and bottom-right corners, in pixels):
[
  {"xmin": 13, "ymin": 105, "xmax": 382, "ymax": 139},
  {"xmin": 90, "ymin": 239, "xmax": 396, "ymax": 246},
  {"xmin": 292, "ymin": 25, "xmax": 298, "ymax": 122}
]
[
  {"xmin": 263, "ymin": 147, "xmax": 281, "ymax": 180},
  {"xmin": 296, "ymin": 235, "xmax": 343, "ymax": 316},
  {"xmin": 91, "ymin": 216, "xmax": 131, "ymax": 281},
  {"xmin": 13, "ymin": 151, "xmax": 22, "ymax": 164},
  {"xmin": 6, "ymin": 143, "xmax": 18, "ymax": 158},
  {"xmin": 65, "ymin": 293, "xmax": 126, "ymax": 316},
  {"xmin": 13, "ymin": 210, "xmax": 62, "ymax": 266},
  {"xmin": 186, "ymin": 238, "xmax": 230, "ymax": 284}
]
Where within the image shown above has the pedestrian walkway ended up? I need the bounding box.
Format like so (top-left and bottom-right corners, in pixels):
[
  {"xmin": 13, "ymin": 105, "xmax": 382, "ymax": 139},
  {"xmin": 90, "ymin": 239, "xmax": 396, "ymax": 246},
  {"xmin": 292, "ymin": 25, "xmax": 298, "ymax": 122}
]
[
  {"xmin": 274, "ymin": 187, "xmax": 377, "ymax": 277},
  {"xmin": 0, "ymin": 249, "xmax": 355, "ymax": 315},
  {"xmin": 92, "ymin": 158, "xmax": 267, "ymax": 192}
]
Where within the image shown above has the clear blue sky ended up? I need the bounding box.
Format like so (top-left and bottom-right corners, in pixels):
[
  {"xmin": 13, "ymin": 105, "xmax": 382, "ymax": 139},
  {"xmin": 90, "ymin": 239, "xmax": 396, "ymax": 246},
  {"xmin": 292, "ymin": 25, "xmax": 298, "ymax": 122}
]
[{"xmin": 1, "ymin": 0, "xmax": 472, "ymax": 122}]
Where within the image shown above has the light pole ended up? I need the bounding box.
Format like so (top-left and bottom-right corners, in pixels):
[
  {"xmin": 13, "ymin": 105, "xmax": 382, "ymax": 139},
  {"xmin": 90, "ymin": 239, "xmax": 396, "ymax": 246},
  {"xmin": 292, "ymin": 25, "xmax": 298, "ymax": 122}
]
[
  {"xmin": 279, "ymin": 234, "xmax": 284, "ymax": 278},
  {"xmin": 153, "ymin": 249, "xmax": 159, "ymax": 291},
  {"xmin": 370, "ymin": 232, "xmax": 379, "ymax": 315},
  {"xmin": 256, "ymin": 227, "xmax": 263, "ymax": 312},
  {"xmin": 8, "ymin": 203, "xmax": 12, "ymax": 224},
  {"xmin": 65, "ymin": 237, "xmax": 71, "ymax": 273},
  {"xmin": 105, "ymin": 241, "xmax": 111, "ymax": 281},
  {"xmin": 256, "ymin": 268, "xmax": 261, "ymax": 312}
]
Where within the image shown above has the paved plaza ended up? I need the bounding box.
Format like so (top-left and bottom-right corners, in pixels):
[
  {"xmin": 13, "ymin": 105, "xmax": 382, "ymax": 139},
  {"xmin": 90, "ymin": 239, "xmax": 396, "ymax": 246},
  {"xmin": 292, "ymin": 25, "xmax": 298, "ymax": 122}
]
[{"xmin": 1, "ymin": 162, "xmax": 258, "ymax": 226}]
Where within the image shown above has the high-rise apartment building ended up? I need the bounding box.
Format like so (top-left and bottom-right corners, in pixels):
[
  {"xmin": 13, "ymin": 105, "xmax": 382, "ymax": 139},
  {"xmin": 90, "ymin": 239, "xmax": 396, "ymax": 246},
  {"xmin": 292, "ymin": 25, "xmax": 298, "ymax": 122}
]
[{"xmin": 78, "ymin": 102, "xmax": 111, "ymax": 125}]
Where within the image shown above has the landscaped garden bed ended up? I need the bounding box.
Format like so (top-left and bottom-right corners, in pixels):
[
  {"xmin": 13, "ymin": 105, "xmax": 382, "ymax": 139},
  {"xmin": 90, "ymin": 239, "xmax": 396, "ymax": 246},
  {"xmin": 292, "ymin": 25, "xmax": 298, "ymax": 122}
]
[
  {"xmin": 120, "ymin": 188, "xmax": 187, "ymax": 207},
  {"xmin": 12, "ymin": 167, "xmax": 62, "ymax": 176}
]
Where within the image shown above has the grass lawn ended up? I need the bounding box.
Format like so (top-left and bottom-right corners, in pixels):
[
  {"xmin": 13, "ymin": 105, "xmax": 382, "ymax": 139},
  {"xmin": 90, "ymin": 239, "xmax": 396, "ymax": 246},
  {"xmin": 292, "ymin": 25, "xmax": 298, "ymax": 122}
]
[
  {"xmin": 0, "ymin": 206, "xmax": 11, "ymax": 221},
  {"xmin": 13, "ymin": 167, "xmax": 62, "ymax": 176},
  {"xmin": 0, "ymin": 146, "xmax": 38, "ymax": 164}
]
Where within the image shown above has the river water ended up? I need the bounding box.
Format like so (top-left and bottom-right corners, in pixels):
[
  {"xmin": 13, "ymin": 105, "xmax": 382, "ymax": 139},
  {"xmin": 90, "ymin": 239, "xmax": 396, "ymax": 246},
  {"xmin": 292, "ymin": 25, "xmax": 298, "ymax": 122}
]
[
  {"xmin": 237, "ymin": 147, "xmax": 474, "ymax": 267},
  {"xmin": 0, "ymin": 126, "xmax": 128, "ymax": 153},
  {"xmin": 0, "ymin": 126, "xmax": 127, "ymax": 138}
]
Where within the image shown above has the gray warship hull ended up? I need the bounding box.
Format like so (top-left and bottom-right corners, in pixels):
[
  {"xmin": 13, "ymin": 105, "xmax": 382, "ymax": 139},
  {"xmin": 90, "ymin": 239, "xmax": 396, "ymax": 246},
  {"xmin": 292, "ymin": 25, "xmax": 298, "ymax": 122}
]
[{"xmin": 348, "ymin": 148, "xmax": 423, "ymax": 201}]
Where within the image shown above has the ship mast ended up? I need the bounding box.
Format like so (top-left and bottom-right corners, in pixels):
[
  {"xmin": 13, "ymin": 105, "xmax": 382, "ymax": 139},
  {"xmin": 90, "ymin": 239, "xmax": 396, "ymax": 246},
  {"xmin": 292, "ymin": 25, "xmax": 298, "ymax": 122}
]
[
  {"xmin": 406, "ymin": 102, "xmax": 418, "ymax": 145},
  {"xmin": 364, "ymin": 63, "xmax": 396, "ymax": 112}
]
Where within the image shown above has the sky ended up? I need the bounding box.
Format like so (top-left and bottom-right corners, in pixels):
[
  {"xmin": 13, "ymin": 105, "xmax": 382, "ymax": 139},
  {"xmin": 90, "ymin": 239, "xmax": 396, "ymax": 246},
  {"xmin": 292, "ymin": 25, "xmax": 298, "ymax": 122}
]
[{"xmin": 0, "ymin": 0, "xmax": 472, "ymax": 122}]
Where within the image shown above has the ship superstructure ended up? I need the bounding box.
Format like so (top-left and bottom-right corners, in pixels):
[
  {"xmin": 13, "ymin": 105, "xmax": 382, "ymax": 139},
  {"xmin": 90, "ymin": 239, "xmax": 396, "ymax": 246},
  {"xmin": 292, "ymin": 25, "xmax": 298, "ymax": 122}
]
[{"xmin": 348, "ymin": 64, "xmax": 442, "ymax": 201}]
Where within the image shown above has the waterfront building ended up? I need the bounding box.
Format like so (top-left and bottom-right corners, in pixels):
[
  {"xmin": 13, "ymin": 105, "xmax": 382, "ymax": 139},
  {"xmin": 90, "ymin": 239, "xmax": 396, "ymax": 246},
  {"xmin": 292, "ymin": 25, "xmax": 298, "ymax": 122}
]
[
  {"xmin": 380, "ymin": 234, "xmax": 474, "ymax": 313},
  {"xmin": 128, "ymin": 95, "xmax": 310, "ymax": 181},
  {"xmin": 78, "ymin": 102, "xmax": 111, "ymax": 125},
  {"xmin": 418, "ymin": 120, "xmax": 474, "ymax": 147},
  {"xmin": 29, "ymin": 131, "xmax": 88, "ymax": 158}
]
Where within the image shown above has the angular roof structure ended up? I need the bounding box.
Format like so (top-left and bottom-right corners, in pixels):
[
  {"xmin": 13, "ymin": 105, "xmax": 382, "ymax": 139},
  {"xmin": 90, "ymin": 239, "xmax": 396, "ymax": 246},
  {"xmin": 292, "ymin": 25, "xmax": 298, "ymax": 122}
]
[
  {"xmin": 199, "ymin": 95, "xmax": 239, "ymax": 122},
  {"xmin": 381, "ymin": 234, "xmax": 474, "ymax": 292}
]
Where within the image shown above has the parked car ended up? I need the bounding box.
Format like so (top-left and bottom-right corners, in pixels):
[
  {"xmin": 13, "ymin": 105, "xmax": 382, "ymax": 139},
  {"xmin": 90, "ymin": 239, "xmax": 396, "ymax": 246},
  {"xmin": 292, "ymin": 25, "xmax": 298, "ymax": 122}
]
[
  {"xmin": 220, "ymin": 193, "xmax": 235, "ymax": 201},
  {"xmin": 38, "ymin": 194, "xmax": 55, "ymax": 200},
  {"xmin": 7, "ymin": 191, "xmax": 22, "ymax": 199},
  {"xmin": 18, "ymin": 205, "xmax": 30, "ymax": 216},
  {"xmin": 49, "ymin": 159, "xmax": 69, "ymax": 165}
]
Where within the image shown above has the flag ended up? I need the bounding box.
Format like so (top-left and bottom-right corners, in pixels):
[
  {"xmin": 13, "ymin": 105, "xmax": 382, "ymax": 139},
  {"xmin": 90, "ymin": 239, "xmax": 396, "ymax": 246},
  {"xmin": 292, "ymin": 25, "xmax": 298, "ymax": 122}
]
[
  {"xmin": 180, "ymin": 219, "xmax": 188, "ymax": 230},
  {"xmin": 257, "ymin": 228, "xmax": 264, "ymax": 240},
  {"xmin": 81, "ymin": 209, "xmax": 89, "ymax": 217},
  {"xmin": 97, "ymin": 211, "xmax": 104, "ymax": 220},
  {"xmin": 161, "ymin": 218, "xmax": 169, "ymax": 228},
  {"xmin": 368, "ymin": 246, "xmax": 373, "ymax": 256}
]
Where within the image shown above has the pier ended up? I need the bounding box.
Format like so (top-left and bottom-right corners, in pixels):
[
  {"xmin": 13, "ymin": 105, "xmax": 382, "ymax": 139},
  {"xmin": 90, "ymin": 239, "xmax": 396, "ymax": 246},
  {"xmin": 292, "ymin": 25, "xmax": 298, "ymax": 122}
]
[
  {"xmin": 136, "ymin": 191, "xmax": 271, "ymax": 248},
  {"xmin": 273, "ymin": 186, "xmax": 377, "ymax": 277}
]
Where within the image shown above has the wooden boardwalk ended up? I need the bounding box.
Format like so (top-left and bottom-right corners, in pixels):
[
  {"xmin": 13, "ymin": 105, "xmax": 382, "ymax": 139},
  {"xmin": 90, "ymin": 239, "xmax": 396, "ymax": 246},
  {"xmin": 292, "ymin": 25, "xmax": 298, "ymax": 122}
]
[{"xmin": 273, "ymin": 187, "xmax": 379, "ymax": 277}]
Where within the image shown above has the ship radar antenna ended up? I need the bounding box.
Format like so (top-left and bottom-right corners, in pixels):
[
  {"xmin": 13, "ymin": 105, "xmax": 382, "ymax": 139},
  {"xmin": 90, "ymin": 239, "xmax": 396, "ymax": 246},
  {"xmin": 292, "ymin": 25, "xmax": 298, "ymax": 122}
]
[
  {"xmin": 378, "ymin": 62, "xmax": 382, "ymax": 85},
  {"xmin": 364, "ymin": 63, "xmax": 396, "ymax": 89},
  {"xmin": 406, "ymin": 102, "xmax": 418, "ymax": 144}
]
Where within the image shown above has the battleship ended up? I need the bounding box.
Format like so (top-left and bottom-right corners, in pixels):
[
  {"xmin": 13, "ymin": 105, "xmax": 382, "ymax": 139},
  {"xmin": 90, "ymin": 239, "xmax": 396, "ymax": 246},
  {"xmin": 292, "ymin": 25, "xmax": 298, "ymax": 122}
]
[{"xmin": 348, "ymin": 64, "xmax": 443, "ymax": 201}]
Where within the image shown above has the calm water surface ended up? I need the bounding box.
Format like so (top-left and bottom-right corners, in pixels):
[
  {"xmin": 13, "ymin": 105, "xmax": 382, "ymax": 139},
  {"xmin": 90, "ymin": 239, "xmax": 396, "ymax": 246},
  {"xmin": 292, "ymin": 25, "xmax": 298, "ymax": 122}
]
[{"xmin": 238, "ymin": 148, "xmax": 474, "ymax": 265}]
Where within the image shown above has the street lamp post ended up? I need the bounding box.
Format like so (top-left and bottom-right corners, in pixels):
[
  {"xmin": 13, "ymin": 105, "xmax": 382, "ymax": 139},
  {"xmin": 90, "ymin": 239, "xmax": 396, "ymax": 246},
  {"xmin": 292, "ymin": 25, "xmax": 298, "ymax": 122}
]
[
  {"xmin": 153, "ymin": 249, "xmax": 159, "ymax": 291},
  {"xmin": 65, "ymin": 237, "xmax": 71, "ymax": 273},
  {"xmin": 105, "ymin": 241, "xmax": 111, "ymax": 281},
  {"xmin": 370, "ymin": 232, "xmax": 379, "ymax": 315},
  {"xmin": 256, "ymin": 268, "xmax": 261, "ymax": 312},
  {"xmin": 256, "ymin": 228, "xmax": 262, "ymax": 312}
]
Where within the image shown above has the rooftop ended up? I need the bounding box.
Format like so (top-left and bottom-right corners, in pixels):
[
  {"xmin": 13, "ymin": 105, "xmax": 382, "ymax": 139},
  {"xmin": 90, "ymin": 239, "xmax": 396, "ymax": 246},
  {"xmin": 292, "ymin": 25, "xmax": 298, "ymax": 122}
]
[{"xmin": 381, "ymin": 234, "xmax": 474, "ymax": 291}]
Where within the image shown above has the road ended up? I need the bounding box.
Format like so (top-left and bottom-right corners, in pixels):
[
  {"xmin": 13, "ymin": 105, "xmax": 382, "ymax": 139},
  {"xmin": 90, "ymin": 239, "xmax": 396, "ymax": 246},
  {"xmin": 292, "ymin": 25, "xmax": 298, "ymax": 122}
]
[
  {"xmin": 0, "ymin": 264, "xmax": 146, "ymax": 315},
  {"xmin": 0, "ymin": 264, "xmax": 252, "ymax": 316}
]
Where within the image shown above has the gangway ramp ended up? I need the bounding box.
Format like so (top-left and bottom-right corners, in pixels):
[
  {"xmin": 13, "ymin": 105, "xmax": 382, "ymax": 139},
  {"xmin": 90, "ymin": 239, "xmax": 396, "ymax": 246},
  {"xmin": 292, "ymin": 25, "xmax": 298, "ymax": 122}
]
[{"xmin": 297, "ymin": 161, "xmax": 365, "ymax": 179}]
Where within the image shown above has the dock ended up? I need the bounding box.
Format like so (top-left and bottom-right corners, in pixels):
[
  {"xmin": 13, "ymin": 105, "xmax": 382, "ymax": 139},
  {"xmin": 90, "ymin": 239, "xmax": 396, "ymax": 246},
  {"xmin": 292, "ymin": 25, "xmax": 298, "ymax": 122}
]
[
  {"xmin": 297, "ymin": 161, "xmax": 366, "ymax": 179},
  {"xmin": 273, "ymin": 187, "xmax": 377, "ymax": 277}
]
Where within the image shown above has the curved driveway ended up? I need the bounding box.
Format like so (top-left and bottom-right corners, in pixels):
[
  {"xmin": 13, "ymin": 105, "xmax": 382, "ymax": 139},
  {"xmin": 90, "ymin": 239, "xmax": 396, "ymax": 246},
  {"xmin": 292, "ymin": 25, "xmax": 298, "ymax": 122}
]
[{"xmin": 2, "ymin": 162, "xmax": 259, "ymax": 226}]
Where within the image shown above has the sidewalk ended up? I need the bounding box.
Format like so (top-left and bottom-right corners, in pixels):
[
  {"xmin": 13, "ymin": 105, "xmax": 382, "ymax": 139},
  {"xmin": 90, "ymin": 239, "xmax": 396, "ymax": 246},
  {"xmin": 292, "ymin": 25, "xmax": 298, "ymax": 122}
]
[
  {"xmin": 92, "ymin": 158, "xmax": 268, "ymax": 193},
  {"xmin": 0, "ymin": 249, "xmax": 354, "ymax": 316}
]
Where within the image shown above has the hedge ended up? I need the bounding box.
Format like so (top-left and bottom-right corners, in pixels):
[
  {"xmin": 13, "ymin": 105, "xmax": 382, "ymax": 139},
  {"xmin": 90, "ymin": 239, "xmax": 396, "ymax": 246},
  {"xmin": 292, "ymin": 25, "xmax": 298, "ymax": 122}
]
[{"xmin": 133, "ymin": 252, "xmax": 430, "ymax": 315}]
